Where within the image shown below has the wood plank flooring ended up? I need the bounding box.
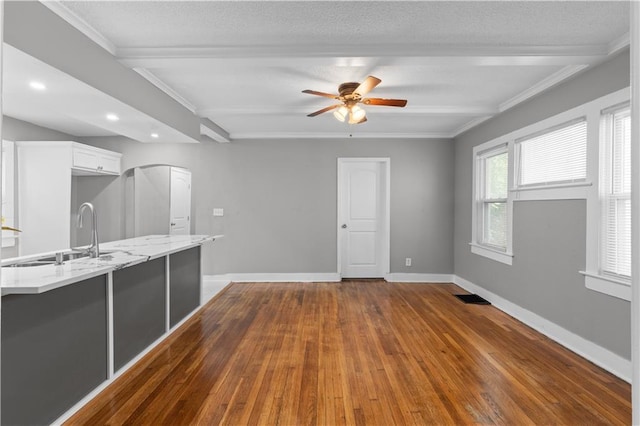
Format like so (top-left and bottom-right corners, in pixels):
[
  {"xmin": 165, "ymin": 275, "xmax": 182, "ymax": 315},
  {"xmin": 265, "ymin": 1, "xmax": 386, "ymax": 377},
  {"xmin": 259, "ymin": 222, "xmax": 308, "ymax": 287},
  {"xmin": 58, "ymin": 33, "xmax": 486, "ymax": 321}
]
[{"xmin": 66, "ymin": 281, "xmax": 631, "ymax": 425}]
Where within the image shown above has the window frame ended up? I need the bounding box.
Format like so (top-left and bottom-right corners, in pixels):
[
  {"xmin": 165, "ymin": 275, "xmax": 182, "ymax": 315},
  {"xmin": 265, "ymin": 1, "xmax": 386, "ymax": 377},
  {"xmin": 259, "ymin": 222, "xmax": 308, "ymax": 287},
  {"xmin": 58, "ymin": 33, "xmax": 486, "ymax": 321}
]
[
  {"xmin": 471, "ymin": 140, "xmax": 514, "ymax": 265},
  {"xmin": 582, "ymin": 93, "xmax": 632, "ymax": 301},
  {"xmin": 600, "ymin": 103, "xmax": 631, "ymax": 280}
]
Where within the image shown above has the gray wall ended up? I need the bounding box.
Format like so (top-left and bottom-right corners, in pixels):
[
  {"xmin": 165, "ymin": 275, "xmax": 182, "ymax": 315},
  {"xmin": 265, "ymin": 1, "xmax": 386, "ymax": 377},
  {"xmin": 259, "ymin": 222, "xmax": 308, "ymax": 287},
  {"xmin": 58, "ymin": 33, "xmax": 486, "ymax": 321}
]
[
  {"xmin": 453, "ymin": 49, "xmax": 631, "ymax": 359},
  {"xmin": 3, "ymin": 116, "xmax": 72, "ymax": 142},
  {"xmin": 77, "ymin": 137, "xmax": 455, "ymax": 275}
]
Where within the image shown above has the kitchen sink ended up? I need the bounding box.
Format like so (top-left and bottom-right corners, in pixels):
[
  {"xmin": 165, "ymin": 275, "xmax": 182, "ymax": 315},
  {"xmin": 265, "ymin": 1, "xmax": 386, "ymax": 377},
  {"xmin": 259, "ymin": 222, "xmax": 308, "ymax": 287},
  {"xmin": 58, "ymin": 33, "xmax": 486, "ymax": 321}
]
[
  {"xmin": 38, "ymin": 251, "xmax": 92, "ymax": 262},
  {"xmin": 5, "ymin": 250, "xmax": 118, "ymax": 268}
]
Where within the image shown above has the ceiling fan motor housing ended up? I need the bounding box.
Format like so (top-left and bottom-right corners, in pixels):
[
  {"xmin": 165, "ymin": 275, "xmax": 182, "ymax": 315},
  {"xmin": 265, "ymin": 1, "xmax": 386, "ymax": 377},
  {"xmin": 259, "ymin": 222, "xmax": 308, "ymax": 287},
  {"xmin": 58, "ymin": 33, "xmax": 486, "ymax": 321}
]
[{"xmin": 338, "ymin": 82, "xmax": 361, "ymax": 99}]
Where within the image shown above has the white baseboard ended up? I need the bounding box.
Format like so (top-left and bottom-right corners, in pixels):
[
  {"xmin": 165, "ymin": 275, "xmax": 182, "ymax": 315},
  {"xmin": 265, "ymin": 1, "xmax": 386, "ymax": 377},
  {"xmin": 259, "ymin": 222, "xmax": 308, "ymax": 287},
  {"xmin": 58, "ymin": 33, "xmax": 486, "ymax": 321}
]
[
  {"xmin": 203, "ymin": 275, "xmax": 232, "ymax": 284},
  {"xmin": 453, "ymin": 275, "xmax": 632, "ymax": 383},
  {"xmin": 385, "ymin": 273, "xmax": 455, "ymax": 283},
  {"xmin": 207, "ymin": 273, "xmax": 341, "ymax": 283},
  {"xmin": 202, "ymin": 276, "xmax": 232, "ymax": 303}
]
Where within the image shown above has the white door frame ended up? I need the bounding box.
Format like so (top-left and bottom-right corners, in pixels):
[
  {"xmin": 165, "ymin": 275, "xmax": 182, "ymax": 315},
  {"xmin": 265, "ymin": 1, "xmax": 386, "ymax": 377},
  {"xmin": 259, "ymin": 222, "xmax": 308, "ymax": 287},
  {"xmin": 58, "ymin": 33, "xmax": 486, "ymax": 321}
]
[{"xmin": 337, "ymin": 157, "xmax": 391, "ymax": 278}]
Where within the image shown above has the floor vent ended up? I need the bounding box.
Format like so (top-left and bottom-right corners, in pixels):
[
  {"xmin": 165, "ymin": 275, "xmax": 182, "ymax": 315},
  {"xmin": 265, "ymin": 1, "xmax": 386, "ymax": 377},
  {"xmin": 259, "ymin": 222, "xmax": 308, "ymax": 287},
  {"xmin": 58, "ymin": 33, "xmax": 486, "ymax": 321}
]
[{"xmin": 454, "ymin": 294, "xmax": 491, "ymax": 305}]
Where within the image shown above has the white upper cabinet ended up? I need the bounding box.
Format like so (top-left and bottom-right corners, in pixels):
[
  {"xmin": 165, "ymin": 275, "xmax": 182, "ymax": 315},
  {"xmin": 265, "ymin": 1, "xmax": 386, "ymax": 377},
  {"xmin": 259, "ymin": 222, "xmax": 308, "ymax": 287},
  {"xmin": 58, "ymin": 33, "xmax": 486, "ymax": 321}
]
[{"xmin": 71, "ymin": 144, "xmax": 121, "ymax": 176}]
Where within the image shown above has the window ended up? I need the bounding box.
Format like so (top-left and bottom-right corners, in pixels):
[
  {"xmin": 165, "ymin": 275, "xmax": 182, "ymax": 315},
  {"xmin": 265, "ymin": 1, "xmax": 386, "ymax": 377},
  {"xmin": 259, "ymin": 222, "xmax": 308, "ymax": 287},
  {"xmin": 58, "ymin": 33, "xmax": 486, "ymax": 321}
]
[
  {"xmin": 600, "ymin": 104, "xmax": 631, "ymax": 279},
  {"xmin": 471, "ymin": 142, "xmax": 513, "ymax": 265},
  {"xmin": 479, "ymin": 148, "xmax": 508, "ymax": 249},
  {"xmin": 516, "ymin": 118, "xmax": 587, "ymax": 188}
]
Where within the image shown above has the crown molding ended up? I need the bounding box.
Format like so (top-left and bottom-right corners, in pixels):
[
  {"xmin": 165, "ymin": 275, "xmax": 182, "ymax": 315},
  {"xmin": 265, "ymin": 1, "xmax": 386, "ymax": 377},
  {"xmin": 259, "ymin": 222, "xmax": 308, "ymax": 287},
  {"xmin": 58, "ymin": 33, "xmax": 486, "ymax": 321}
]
[
  {"xmin": 608, "ymin": 32, "xmax": 630, "ymax": 55},
  {"xmin": 498, "ymin": 64, "xmax": 589, "ymax": 113},
  {"xmin": 40, "ymin": 0, "xmax": 117, "ymax": 55},
  {"xmin": 229, "ymin": 132, "xmax": 454, "ymax": 140},
  {"xmin": 132, "ymin": 68, "xmax": 197, "ymax": 113},
  {"xmin": 452, "ymin": 116, "xmax": 493, "ymax": 137}
]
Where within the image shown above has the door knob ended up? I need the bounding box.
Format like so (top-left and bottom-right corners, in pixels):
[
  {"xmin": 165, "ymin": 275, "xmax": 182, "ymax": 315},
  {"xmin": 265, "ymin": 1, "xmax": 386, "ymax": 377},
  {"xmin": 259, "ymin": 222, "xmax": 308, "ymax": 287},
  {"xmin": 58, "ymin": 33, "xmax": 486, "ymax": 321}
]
[
  {"xmin": 341, "ymin": 224, "xmax": 347, "ymax": 229},
  {"xmin": 171, "ymin": 222, "xmax": 176, "ymax": 226}
]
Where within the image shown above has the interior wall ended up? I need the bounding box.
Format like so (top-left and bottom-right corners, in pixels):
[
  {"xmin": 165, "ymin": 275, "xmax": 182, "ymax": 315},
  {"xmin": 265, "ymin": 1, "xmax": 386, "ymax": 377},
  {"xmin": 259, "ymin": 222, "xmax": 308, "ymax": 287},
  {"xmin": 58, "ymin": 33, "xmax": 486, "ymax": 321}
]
[
  {"xmin": 77, "ymin": 136, "xmax": 455, "ymax": 276},
  {"xmin": 453, "ymin": 49, "xmax": 631, "ymax": 359}
]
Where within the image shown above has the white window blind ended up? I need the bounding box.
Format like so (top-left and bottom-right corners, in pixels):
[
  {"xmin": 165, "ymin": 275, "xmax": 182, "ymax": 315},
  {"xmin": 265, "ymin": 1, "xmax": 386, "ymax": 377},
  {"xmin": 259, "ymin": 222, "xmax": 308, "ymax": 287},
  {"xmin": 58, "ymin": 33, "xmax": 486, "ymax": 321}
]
[
  {"xmin": 478, "ymin": 148, "xmax": 508, "ymax": 250},
  {"xmin": 601, "ymin": 106, "xmax": 631, "ymax": 278},
  {"xmin": 517, "ymin": 118, "xmax": 587, "ymax": 187}
]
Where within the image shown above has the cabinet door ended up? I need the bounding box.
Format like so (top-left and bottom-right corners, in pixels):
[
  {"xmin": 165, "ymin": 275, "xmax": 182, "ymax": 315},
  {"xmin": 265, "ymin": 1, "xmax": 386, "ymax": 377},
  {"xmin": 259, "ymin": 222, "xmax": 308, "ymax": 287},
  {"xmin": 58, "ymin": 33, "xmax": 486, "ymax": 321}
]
[
  {"xmin": 72, "ymin": 146, "xmax": 121, "ymax": 175},
  {"xmin": 98, "ymin": 153, "xmax": 121, "ymax": 174},
  {"xmin": 72, "ymin": 148, "xmax": 99, "ymax": 171}
]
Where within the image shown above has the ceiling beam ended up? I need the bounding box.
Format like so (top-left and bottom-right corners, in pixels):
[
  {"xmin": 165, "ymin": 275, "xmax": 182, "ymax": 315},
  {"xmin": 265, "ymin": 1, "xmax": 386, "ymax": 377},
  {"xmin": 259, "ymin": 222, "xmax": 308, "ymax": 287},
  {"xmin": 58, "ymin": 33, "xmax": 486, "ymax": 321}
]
[
  {"xmin": 117, "ymin": 47, "xmax": 608, "ymax": 69},
  {"xmin": 229, "ymin": 131, "xmax": 454, "ymax": 140},
  {"xmin": 200, "ymin": 118, "xmax": 231, "ymax": 143},
  {"xmin": 199, "ymin": 105, "xmax": 499, "ymax": 117}
]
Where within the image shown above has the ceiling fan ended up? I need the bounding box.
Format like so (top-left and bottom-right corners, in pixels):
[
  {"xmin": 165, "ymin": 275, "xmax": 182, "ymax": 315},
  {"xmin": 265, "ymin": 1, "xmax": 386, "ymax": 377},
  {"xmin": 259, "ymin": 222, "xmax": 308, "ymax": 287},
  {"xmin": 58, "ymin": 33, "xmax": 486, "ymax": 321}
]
[{"xmin": 302, "ymin": 76, "xmax": 407, "ymax": 124}]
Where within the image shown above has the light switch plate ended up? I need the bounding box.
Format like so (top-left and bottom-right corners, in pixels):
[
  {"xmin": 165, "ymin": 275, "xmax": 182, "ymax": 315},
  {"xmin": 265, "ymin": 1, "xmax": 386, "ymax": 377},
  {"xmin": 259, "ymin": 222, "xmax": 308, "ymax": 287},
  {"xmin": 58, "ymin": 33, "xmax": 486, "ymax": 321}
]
[{"xmin": 213, "ymin": 208, "xmax": 224, "ymax": 217}]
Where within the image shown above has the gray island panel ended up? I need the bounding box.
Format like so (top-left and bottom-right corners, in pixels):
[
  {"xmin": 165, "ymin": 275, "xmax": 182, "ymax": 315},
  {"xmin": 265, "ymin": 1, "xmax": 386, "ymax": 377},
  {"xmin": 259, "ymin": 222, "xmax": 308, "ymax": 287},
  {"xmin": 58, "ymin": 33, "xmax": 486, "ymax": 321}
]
[
  {"xmin": 170, "ymin": 246, "xmax": 201, "ymax": 327},
  {"xmin": 2, "ymin": 275, "xmax": 108, "ymax": 426},
  {"xmin": 113, "ymin": 256, "xmax": 166, "ymax": 371}
]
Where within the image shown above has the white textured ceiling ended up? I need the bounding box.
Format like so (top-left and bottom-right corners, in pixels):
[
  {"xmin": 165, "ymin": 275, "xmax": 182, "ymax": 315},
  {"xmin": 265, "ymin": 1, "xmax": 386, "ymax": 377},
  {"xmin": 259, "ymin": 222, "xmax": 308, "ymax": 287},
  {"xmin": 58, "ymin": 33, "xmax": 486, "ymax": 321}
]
[
  {"xmin": 60, "ymin": 1, "xmax": 628, "ymax": 48},
  {"xmin": 19, "ymin": 1, "xmax": 633, "ymax": 140}
]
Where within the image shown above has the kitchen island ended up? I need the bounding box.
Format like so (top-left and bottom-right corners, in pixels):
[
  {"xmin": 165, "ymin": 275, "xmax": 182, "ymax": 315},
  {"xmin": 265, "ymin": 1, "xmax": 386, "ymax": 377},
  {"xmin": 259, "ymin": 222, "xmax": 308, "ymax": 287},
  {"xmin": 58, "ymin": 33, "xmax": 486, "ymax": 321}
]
[{"xmin": 1, "ymin": 234, "xmax": 220, "ymax": 425}]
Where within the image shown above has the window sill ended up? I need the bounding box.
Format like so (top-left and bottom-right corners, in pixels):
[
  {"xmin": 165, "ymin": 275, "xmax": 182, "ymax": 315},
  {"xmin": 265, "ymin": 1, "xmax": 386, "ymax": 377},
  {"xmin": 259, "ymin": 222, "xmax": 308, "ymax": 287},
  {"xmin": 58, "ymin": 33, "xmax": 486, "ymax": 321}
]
[
  {"xmin": 580, "ymin": 270, "xmax": 631, "ymax": 301},
  {"xmin": 510, "ymin": 181, "xmax": 592, "ymax": 201},
  {"xmin": 469, "ymin": 243, "xmax": 513, "ymax": 265}
]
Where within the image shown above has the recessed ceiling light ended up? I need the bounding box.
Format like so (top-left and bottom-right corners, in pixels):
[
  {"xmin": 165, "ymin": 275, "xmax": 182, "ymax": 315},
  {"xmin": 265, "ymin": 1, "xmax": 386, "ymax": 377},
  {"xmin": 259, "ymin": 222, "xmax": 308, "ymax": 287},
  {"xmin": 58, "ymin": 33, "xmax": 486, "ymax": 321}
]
[
  {"xmin": 29, "ymin": 81, "xmax": 46, "ymax": 91},
  {"xmin": 151, "ymin": 133, "xmax": 159, "ymax": 139},
  {"xmin": 106, "ymin": 113, "xmax": 119, "ymax": 122}
]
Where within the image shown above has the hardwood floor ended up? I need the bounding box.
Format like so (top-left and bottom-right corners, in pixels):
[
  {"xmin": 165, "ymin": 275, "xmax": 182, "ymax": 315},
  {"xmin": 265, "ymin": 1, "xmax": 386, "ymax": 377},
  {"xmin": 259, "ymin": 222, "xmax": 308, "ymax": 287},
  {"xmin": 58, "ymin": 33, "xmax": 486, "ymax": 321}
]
[{"xmin": 66, "ymin": 281, "xmax": 631, "ymax": 425}]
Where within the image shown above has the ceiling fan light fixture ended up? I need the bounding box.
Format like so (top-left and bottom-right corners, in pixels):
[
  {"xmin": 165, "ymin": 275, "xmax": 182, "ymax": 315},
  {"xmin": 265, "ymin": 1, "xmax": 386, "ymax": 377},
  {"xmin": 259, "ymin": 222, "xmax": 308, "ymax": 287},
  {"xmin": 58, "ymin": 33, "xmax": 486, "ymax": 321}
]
[
  {"xmin": 350, "ymin": 105, "xmax": 366, "ymax": 123},
  {"xmin": 333, "ymin": 105, "xmax": 349, "ymax": 122}
]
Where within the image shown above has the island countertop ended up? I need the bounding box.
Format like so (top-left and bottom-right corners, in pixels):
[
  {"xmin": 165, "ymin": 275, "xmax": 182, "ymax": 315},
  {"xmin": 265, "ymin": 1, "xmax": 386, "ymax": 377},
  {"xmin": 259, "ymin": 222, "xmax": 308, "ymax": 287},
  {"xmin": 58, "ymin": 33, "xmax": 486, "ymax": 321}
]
[{"xmin": 1, "ymin": 234, "xmax": 221, "ymax": 295}]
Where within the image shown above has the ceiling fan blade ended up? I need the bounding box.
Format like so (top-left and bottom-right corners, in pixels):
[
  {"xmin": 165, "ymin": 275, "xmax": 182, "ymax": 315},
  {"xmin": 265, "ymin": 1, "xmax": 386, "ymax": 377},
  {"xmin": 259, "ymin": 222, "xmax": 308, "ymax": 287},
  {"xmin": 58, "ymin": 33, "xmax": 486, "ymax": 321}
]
[
  {"xmin": 362, "ymin": 98, "xmax": 407, "ymax": 107},
  {"xmin": 307, "ymin": 104, "xmax": 341, "ymax": 117},
  {"xmin": 354, "ymin": 76, "xmax": 381, "ymax": 97},
  {"xmin": 302, "ymin": 89, "xmax": 339, "ymax": 99}
]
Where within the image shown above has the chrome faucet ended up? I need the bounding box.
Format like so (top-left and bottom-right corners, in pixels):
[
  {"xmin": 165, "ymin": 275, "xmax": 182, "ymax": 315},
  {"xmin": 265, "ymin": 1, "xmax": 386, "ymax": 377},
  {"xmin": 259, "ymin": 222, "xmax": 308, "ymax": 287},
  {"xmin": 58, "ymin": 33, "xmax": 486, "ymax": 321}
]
[{"xmin": 77, "ymin": 202, "xmax": 99, "ymax": 258}]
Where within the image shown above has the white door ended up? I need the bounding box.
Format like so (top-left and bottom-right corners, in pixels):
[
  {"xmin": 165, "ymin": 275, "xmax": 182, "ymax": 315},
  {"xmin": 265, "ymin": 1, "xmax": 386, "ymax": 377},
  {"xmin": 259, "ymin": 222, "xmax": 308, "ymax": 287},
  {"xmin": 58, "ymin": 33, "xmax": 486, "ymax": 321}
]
[
  {"xmin": 169, "ymin": 167, "xmax": 191, "ymax": 235},
  {"xmin": 338, "ymin": 159, "xmax": 390, "ymax": 278}
]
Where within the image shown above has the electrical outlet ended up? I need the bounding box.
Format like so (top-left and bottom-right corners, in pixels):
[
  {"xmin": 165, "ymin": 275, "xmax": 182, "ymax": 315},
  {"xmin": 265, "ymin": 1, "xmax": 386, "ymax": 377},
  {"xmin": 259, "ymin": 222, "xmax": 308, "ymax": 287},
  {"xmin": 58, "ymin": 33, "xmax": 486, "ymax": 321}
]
[
  {"xmin": 405, "ymin": 258, "xmax": 412, "ymax": 267},
  {"xmin": 213, "ymin": 208, "xmax": 224, "ymax": 217}
]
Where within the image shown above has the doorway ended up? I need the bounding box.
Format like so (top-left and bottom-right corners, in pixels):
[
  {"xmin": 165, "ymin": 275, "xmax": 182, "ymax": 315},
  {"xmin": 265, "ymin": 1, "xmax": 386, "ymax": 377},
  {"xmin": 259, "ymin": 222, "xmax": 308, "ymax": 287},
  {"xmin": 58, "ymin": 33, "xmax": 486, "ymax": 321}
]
[{"xmin": 337, "ymin": 158, "xmax": 390, "ymax": 278}]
